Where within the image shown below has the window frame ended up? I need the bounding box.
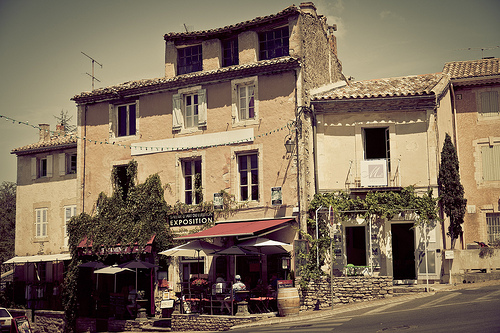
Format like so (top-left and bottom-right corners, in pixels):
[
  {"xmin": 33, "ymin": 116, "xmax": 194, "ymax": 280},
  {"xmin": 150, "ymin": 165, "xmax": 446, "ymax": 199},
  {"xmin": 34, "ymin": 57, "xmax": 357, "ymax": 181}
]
[
  {"xmin": 479, "ymin": 91, "xmax": 500, "ymax": 117},
  {"xmin": 486, "ymin": 213, "xmax": 500, "ymax": 244},
  {"xmin": 259, "ymin": 25, "xmax": 290, "ymax": 61},
  {"xmin": 35, "ymin": 207, "xmax": 48, "ymax": 238},
  {"xmin": 481, "ymin": 144, "xmax": 500, "ymax": 181},
  {"xmin": 177, "ymin": 44, "xmax": 202, "ymax": 75},
  {"xmin": 222, "ymin": 38, "xmax": 238, "ymax": 67},
  {"xmin": 109, "ymin": 101, "xmax": 139, "ymax": 140},
  {"xmin": 182, "ymin": 158, "xmax": 203, "ymax": 205},
  {"xmin": 63, "ymin": 205, "xmax": 77, "ymax": 248},
  {"xmin": 172, "ymin": 86, "xmax": 207, "ymax": 132},
  {"xmin": 238, "ymin": 153, "xmax": 259, "ymax": 202},
  {"xmin": 231, "ymin": 76, "xmax": 259, "ymax": 127}
]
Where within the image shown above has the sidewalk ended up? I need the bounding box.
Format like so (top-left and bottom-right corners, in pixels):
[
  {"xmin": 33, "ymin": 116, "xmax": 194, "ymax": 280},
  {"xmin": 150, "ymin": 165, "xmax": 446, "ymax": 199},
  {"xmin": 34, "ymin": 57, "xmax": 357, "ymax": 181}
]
[{"xmin": 127, "ymin": 280, "xmax": 500, "ymax": 333}]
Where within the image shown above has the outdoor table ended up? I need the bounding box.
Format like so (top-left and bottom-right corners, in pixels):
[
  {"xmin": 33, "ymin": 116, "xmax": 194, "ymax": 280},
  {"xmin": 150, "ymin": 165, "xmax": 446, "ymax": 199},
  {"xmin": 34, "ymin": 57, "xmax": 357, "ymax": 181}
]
[{"xmin": 249, "ymin": 296, "xmax": 276, "ymax": 313}]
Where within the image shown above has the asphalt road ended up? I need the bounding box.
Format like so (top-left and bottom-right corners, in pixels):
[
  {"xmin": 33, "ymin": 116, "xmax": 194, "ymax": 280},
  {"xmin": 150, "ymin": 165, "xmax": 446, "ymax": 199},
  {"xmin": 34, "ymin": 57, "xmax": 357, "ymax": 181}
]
[{"xmin": 229, "ymin": 283, "xmax": 500, "ymax": 333}]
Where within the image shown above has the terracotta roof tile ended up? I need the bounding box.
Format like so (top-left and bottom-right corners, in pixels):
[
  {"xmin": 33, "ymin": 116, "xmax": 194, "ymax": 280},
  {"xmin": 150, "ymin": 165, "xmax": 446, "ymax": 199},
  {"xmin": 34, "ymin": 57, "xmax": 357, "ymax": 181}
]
[
  {"xmin": 443, "ymin": 58, "xmax": 500, "ymax": 79},
  {"xmin": 12, "ymin": 135, "xmax": 77, "ymax": 154},
  {"xmin": 312, "ymin": 73, "xmax": 449, "ymax": 101},
  {"xmin": 164, "ymin": 5, "xmax": 299, "ymax": 41},
  {"xmin": 72, "ymin": 56, "xmax": 299, "ymax": 102}
]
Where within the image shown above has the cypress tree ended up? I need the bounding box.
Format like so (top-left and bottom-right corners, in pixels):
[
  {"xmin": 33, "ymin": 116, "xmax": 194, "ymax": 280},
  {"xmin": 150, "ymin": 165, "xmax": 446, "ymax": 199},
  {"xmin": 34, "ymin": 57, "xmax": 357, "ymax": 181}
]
[{"xmin": 438, "ymin": 133, "xmax": 467, "ymax": 248}]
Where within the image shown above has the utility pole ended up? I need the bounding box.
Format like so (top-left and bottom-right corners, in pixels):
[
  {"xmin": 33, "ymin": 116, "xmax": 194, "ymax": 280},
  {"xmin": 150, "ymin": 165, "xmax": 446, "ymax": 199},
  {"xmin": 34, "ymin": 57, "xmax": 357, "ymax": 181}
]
[{"xmin": 81, "ymin": 51, "xmax": 102, "ymax": 90}]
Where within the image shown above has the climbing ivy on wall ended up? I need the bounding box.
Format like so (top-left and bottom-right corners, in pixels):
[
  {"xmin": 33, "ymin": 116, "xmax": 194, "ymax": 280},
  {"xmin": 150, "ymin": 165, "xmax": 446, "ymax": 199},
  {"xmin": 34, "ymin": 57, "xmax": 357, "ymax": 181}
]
[
  {"xmin": 297, "ymin": 186, "xmax": 439, "ymax": 287},
  {"xmin": 62, "ymin": 160, "xmax": 241, "ymax": 332}
]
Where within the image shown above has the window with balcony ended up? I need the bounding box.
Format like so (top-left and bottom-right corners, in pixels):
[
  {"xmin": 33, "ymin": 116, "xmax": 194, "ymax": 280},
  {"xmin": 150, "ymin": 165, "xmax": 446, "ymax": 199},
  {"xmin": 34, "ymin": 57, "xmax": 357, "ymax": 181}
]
[
  {"xmin": 222, "ymin": 38, "xmax": 238, "ymax": 67},
  {"xmin": 177, "ymin": 45, "xmax": 202, "ymax": 75},
  {"xmin": 238, "ymin": 153, "xmax": 259, "ymax": 201},
  {"xmin": 259, "ymin": 26, "xmax": 289, "ymax": 60},
  {"xmin": 364, "ymin": 127, "xmax": 390, "ymax": 169}
]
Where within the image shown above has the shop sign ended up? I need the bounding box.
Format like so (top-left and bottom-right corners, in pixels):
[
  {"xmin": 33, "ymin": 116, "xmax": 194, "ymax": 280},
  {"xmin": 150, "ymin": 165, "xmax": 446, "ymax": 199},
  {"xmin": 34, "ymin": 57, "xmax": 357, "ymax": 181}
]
[
  {"xmin": 277, "ymin": 280, "xmax": 293, "ymax": 288},
  {"xmin": 168, "ymin": 212, "xmax": 214, "ymax": 227},
  {"xmin": 213, "ymin": 193, "xmax": 224, "ymax": 210},
  {"xmin": 271, "ymin": 186, "xmax": 283, "ymax": 206}
]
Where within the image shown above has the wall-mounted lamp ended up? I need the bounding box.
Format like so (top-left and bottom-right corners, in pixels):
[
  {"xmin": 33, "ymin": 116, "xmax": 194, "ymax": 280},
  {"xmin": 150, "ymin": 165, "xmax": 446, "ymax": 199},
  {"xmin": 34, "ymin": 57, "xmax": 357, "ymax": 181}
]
[
  {"xmin": 284, "ymin": 137, "xmax": 295, "ymax": 154},
  {"xmin": 281, "ymin": 257, "xmax": 291, "ymax": 270}
]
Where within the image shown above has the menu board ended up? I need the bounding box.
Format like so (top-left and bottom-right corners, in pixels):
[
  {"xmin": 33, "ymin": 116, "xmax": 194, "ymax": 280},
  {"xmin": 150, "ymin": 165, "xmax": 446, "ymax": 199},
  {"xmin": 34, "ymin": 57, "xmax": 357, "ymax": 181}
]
[{"xmin": 12, "ymin": 316, "xmax": 32, "ymax": 333}]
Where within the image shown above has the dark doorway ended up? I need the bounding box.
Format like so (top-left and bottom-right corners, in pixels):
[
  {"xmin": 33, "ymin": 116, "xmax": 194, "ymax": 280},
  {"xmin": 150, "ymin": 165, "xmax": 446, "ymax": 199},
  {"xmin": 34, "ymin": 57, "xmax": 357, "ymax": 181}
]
[
  {"xmin": 364, "ymin": 127, "xmax": 391, "ymax": 171},
  {"xmin": 392, "ymin": 223, "xmax": 416, "ymax": 280},
  {"xmin": 345, "ymin": 226, "xmax": 366, "ymax": 266}
]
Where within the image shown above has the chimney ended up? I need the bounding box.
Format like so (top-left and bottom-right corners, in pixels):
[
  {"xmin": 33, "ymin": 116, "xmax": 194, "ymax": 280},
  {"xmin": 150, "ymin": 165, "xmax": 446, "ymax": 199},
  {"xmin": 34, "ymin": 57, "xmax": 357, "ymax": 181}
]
[
  {"xmin": 299, "ymin": 2, "xmax": 317, "ymax": 16},
  {"xmin": 56, "ymin": 124, "xmax": 65, "ymax": 136},
  {"xmin": 39, "ymin": 124, "xmax": 50, "ymax": 142}
]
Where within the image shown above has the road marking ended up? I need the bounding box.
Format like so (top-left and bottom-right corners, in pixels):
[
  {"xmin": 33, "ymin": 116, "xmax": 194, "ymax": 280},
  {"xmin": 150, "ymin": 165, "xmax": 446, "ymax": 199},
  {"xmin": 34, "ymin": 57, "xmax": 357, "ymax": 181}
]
[
  {"xmin": 415, "ymin": 292, "xmax": 459, "ymax": 309},
  {"xmin": 362, "ymin": 300, "xmax": 410, "ymax": 315},
  {"xmin": 475, "ymin": 289, "xmax": 500, "ymax": 302}
]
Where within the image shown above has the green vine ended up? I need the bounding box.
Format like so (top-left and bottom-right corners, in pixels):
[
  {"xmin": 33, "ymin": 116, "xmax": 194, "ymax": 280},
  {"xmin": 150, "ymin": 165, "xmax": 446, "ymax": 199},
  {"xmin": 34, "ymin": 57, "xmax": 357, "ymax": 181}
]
[
  {"xmin": 297, "ymin": 186, "xmax": 439, "ymax": 288},
  {"xmin": 62, "ymin": 161, "xmax": 242, "ymax": 331}
]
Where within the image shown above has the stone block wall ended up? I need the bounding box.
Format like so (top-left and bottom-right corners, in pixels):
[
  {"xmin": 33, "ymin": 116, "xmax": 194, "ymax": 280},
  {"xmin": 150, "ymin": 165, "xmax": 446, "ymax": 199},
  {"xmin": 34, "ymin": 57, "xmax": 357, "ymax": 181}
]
[
  {"xmin": 8, "ymin": 309, "xmax": 65, "ymax": 333},
  {"xmin": 298, "ymin": 276, "xmax": 393, "ymax": 311},
  {"xmin": 171, "ymin": 314, "xmax": 257, "ymax": 331}
]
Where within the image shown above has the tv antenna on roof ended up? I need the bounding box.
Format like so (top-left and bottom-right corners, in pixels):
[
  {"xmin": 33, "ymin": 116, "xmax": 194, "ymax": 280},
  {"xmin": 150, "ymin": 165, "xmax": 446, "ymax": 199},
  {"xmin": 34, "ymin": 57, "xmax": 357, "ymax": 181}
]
[
  {"xmin": 456, "ymin": 46, "xmax": 499, "ymax": 59},
  {"xmin": 81, "ymin": 51, "xmax": 103, "ymax": 90}
]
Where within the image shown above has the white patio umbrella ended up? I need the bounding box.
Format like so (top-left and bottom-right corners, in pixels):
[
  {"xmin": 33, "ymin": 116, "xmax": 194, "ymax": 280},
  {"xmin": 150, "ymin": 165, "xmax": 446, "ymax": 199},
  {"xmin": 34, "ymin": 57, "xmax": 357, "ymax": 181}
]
[
  {"xmin": 94, "ymin": 265, "xmax": 133, "ymax": 292},
  {"xmin": 159, "ymin": 240, "xmax": 223, "ymax": 278},
  {"xmin": 238, "ymin": 237, "xmax": 292, "ymax": 254}
]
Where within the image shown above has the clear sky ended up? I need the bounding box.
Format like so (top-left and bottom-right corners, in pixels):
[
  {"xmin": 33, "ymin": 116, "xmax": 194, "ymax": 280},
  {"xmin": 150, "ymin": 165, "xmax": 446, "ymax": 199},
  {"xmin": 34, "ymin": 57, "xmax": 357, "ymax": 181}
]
[{"xmin": 1, "ymin": 0, "xmax": 499, "ymax": 184}]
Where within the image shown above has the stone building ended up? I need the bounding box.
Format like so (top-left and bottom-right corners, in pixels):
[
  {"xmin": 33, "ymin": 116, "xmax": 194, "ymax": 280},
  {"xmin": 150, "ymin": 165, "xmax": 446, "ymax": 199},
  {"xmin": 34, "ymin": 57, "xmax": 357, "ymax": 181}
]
[
  {"xmin": 443, "ymin": 58, "xmax": 500, "ymax": 247},
  {"xmin": 310, "ymin": 73, "xmax": 454, "ymax": 283},
  {"xmin": 7, "ymin": 124, "xmax": 76, "ymax": 308},
  {"xmin": 71, "ymin": 2, "xmax": 345, "ymax": 296}
]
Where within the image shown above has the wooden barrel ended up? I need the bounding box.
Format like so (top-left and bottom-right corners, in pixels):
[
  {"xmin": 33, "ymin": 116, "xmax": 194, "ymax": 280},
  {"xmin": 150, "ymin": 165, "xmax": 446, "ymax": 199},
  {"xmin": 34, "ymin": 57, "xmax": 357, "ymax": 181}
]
[{"xmin": 277, "ymin": 287, "xmax": 300, "ymax": 316}]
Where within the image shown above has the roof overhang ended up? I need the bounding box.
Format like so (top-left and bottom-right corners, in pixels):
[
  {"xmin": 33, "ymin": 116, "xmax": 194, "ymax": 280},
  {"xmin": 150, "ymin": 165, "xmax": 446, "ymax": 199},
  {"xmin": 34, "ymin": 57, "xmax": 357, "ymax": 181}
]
[
  {"xmin": 3, "ymin": 253, "xmax": 71, "ymax": 264},
  {"xmin": 175, "ymin": 218, "xmax": 295, "ymax": 240}
]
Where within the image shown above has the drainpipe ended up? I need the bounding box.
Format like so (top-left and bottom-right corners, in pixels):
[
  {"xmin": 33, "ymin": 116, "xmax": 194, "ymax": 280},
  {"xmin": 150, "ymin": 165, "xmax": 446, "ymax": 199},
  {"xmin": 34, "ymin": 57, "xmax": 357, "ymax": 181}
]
[
  {"xmin": 315, "ymin": 206, "xmax": 323, "ymax": 269},
  {"xmin": 311, "ymin": 104, "xmax": 319, "ymax": 194}
]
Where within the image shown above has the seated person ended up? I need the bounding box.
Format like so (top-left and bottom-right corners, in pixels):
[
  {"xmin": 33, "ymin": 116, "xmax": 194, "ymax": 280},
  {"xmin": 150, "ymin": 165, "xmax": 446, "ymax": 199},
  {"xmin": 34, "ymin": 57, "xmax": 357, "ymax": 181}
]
[
  {"xmin": 223, "ymin": 275, "xmax": 246, "ymax": 313},
  {"xmin": 126, "ymin": 285, "xmax": 141, "ymax": 317}
]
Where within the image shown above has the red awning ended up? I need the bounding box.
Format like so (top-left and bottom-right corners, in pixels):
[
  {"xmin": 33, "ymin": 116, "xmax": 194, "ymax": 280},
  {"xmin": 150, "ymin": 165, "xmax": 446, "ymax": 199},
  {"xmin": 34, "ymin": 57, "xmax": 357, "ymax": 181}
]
[
  {"xmin": 77, "ymin": 235, "xmax": 155, "ymax": 255},
  {"xmin": 175, "ymin": 218, "xmax": 294, "ymax": 240}
]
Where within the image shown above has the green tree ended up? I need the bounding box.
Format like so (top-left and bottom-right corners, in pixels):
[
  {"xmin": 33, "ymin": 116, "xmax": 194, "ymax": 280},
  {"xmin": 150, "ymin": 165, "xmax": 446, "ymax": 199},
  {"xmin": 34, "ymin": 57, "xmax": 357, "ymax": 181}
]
[
  {"xmin": 0, "ymin": 181, "xmax": 16, "ymax": 266},
  {"xmin": 54, "ymin": 110, "xmax": 76, "ymax": 133},
  {"xmin": 438, "ymin": 133, "xmax": 467, "ymax": 248}
]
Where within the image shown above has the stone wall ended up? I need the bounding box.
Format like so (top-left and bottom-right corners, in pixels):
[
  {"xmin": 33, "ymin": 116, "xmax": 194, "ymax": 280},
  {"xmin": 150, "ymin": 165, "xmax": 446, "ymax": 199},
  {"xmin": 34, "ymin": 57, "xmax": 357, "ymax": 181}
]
[
  {"xmin": 298, "ymin": 276, "xmax": 393, "ymax": 311},
  {"xmin": 171, "ymin": 314, "xmax": 257, "ymax": 331},
  {"xmin": 8, "ymin": 309, "xmax": 65, "ymax": 333}
]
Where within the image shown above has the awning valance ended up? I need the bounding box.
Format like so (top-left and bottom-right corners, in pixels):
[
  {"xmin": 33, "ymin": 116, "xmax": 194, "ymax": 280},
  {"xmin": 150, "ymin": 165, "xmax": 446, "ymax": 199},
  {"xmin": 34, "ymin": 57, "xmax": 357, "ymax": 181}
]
[
  {"xmin": 3, "ymin": 253, "xmax": 71, "ymax": 264},
  {"xmin": 77, "ymin": 235, "xmax": 155, "ymax": 255},
  {"xmin": 175, "ymin": 218, "xmax": 294, "ymax": 240}
]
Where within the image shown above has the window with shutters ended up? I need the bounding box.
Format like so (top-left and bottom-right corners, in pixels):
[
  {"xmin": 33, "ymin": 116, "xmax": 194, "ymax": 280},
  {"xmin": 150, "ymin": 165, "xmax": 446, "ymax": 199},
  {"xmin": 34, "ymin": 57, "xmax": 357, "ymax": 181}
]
[
  {"xmin": 481, "ymin": 144, "xmax": 500, "ymax": 181},
  {"xmin": 35, "ymin": 208, "xmax": 48, "ymax": 238},
  {"xmin": 480, "ymin": 91, "xmax": 499, "ymax": 117},
  {"xmin": 172, "ymin": 86, "xmax": 207, "ymax": 132},
  {"xmin": 64, "ymin": 205, "xmax": 76, "ymax": 248},
  {"xmin": 231, "ymin": 77, "xmax": 259, "ymax": 126},
  {"xmin": 31, "ymin": 155, "xmax": 53, "ymax": 180},
  {"xmin": 364, "ymin": 127, "xmax": 391, "ymax": 172}
]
